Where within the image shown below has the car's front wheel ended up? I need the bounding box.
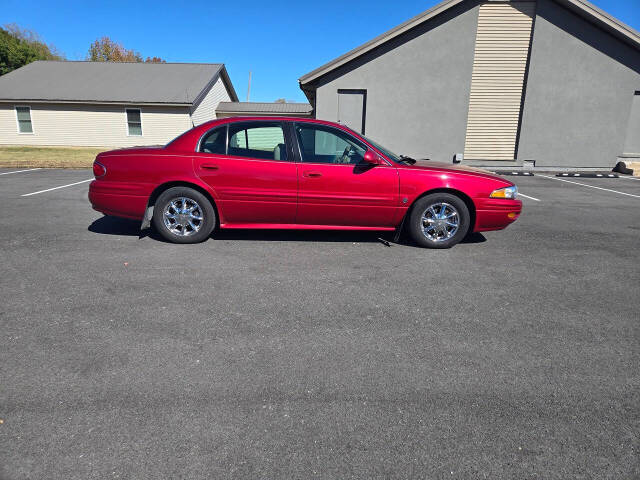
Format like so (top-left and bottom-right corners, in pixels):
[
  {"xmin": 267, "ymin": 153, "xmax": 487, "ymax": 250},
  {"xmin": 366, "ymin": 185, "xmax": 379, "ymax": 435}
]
[
  {"xmin": 152, "ymin": 186, "xmax": 216, "ymax": 244},
  {"xmin": 407, "ymin": 193, "xmax": 470, "ymax": 248}
]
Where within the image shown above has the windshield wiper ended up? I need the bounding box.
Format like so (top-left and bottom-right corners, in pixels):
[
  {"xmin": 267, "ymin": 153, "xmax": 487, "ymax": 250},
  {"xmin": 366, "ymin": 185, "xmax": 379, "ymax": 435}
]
[{"xmin": 399, "ymin": 155, "xmax": 417, "ymax": 165}]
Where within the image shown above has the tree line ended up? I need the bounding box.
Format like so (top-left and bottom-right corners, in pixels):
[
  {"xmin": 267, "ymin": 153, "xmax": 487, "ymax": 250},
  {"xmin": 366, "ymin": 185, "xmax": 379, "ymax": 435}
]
[{"xmin": 0, "ymin": 24, "xmax": 165, "ymax": 76}]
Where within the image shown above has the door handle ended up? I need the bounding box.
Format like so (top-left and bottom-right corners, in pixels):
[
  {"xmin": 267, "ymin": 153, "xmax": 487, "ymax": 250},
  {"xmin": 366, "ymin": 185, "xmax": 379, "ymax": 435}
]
[
  {"xmin": 200, "ymin": 163, "xmax": 219, "ymax": 170},
  {"xmin": 303, "ymin": 171, "xmax": 322, "ymax": 178}
]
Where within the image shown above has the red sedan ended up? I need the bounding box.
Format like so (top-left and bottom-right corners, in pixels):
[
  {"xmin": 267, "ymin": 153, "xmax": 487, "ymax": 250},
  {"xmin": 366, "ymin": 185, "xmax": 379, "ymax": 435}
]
[{"xmin": 89, "ymin": 117, "xmax": 521, "ymax": 248}]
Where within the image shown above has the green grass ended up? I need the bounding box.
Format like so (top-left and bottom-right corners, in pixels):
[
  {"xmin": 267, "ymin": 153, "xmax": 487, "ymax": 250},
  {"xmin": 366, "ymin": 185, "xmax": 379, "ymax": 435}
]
[{"xmin": 0, "ymin": 146, "xmax": 107, "ymax": 169}]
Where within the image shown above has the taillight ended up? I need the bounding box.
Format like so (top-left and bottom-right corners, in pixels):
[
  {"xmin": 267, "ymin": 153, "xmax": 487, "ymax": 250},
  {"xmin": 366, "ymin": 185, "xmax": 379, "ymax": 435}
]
[{"xmin": 93, "ymin": 161, "xmax": 106, "ymax": 178}]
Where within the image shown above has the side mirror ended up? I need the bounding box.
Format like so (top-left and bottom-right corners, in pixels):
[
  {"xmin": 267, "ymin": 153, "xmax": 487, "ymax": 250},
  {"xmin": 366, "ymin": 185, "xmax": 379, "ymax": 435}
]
[{"xmin": 363, "ymin": 150, "xmax": 384, "ymax": 165}]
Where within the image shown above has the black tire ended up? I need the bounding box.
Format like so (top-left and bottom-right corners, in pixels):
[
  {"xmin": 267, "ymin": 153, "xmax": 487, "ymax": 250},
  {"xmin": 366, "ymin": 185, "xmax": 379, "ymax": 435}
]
[
  {"xmin": 152, "ymin": 186, "xmax": 216, "ymax": 244},
  {"xmin": 407, "ymin": 193, "xmax": 470, "ymax": 249}
]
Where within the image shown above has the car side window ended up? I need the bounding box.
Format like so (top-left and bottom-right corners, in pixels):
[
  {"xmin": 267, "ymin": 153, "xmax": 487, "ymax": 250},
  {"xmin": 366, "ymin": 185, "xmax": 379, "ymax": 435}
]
[
  {"xmin": 296, "ymin": 124, "xmax": 366, "ymax": 164},
  {"xmin": 227, "ymin": 123, "xmax": 288, "ymax": 161},
  {"xmin": 199, "ymin": 126, "xmax": 227, "ymax": 154}
]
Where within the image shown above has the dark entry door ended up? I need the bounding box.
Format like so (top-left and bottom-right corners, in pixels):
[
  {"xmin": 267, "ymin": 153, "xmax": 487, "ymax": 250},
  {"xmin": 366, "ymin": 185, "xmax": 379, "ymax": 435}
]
[
  {"xmin": 338, "ymin": 89, "xmax": 366, "ymax": 134},
  {"xmin": 622, "ymin": 91, "xmax": 640, "ymax": 156}
]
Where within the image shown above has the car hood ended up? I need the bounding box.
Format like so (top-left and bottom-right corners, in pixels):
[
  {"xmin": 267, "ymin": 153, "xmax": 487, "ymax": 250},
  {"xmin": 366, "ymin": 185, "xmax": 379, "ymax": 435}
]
[{"xmin": 399, "ymin": 160, "xmax": 510, "ymax": 182}]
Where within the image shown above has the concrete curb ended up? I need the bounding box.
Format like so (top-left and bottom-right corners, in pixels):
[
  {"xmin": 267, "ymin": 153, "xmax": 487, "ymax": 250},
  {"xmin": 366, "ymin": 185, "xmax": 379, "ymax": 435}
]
[
  {"xmin": 557, "ymin": 172, "xmax": 618, "ymax": 178},
  {"xmin": 490, "ymin": 171, "xmax": 535, "ymax": 176}
]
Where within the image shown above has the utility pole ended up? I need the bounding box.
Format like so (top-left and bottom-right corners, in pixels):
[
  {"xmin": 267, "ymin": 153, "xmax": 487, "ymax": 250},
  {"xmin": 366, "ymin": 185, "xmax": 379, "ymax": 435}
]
[{"xmin": 246, "ymin": 71, "xmax": 252, "ymax": 102}]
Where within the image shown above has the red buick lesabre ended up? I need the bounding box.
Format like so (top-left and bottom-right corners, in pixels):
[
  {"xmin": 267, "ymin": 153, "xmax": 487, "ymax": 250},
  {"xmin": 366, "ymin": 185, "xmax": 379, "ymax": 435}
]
[{"xmin": 89, "ymin": 117, "xmax": 521, "ymax": 248}]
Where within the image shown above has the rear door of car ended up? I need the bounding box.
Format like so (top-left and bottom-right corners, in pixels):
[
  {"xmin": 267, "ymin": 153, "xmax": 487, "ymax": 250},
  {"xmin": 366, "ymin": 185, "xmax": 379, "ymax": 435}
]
[
  {"xmin": 193, "ymin": 120, "xmax": 298, "ymax": 225},
  {"xmin": 292, "ymin": 122, "xmax": 399, "ymax": 227}
]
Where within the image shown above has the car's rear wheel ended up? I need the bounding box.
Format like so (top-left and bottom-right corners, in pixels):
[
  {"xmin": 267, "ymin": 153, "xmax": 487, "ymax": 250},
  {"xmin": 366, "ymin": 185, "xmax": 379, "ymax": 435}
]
[
  {"xmin": 407, "ymin": 193, "xmax": 470, "ymax": 248},
  {"xmin": 152, "ymin": 187, "xmax": 216, "ymax": 244}
]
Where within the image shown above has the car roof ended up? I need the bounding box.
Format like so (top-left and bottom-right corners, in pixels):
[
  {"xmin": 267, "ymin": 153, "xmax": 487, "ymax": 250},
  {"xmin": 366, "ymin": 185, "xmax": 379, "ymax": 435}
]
[{"xmin": 201, "ymin": 116, "xmax": 342, "ymax": 128}]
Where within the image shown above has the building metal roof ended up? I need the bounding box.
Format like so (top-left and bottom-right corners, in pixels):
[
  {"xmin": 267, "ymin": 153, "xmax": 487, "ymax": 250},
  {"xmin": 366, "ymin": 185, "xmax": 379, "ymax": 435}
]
[
  {"xmin": 216, "ymin": 101, "xmax": 313, "ymax": 115},
  {"xmin": 299, "ymin": 0, "xmax": 640, "ymax": 86},
  {"xmin": 0, "ymin": 61, "xmax": 238, "ymax": 105}
]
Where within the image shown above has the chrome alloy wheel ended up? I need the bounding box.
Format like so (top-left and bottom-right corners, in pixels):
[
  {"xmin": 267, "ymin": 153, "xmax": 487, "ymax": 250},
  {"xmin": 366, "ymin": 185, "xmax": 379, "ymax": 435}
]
[
  {"xmin": 163, "ymin": 197, "xmax": 204, "ymax": 237},
  {"xmin": 421, "ymin": 202, "xmax": 460, "ymax": 242}
]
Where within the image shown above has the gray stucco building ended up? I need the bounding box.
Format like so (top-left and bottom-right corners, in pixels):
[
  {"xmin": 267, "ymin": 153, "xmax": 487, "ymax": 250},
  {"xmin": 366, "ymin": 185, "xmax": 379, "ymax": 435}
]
[{"xmin": 299, "ymin": 0, "xmax": 640, "ymax": 170}]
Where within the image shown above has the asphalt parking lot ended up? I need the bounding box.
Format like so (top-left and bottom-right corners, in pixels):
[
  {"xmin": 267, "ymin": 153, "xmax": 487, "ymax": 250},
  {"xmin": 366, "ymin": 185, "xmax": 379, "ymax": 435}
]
[{"xmin": 1, "ymin": 168, "xmax": 638, "ymax": 479}]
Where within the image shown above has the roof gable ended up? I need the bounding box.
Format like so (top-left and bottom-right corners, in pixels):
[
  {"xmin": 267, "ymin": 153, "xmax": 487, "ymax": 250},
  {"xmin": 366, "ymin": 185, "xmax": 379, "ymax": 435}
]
[
  {"xmin": 0, "ymin": 61, "xmax": 237, "ymax": 105},
  {"xmin": 299, "ymin": 0, "xmax": 640, "ymax": 86}
]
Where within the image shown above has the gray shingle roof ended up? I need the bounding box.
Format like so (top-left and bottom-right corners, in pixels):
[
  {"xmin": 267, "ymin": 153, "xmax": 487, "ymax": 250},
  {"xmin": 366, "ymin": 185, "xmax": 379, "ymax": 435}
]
[
  {"xmin": 0, "ymin": 61, "xmax": 236, "ymax": 105},
  {"xmin": 216, "ymin": 102, "xmax": 312, "ymax": 114}
]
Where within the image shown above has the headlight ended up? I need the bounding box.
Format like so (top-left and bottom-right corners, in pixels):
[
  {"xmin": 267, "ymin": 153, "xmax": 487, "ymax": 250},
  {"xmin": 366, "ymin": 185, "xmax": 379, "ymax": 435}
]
[{"xmin": 490, "ymin": 186, "xmax": 518, "ymax": 199}]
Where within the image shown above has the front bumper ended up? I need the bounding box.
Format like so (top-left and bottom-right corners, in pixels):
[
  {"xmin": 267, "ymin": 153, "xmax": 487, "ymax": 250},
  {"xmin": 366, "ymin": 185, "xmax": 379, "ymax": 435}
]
[{"xmin": 473, "ymin": 198, "xmax": 522, "ymax": 232}]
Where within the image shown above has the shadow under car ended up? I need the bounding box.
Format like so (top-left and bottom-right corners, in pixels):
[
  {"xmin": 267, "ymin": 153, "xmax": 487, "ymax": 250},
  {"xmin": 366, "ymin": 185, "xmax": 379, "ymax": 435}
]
[{"xmin": 88, "ymin": 215, "xmax": 486, "ymax": 245}]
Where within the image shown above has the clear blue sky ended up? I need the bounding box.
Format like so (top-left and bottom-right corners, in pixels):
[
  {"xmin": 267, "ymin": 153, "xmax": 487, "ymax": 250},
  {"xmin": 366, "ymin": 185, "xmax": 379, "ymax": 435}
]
[{"xmin": 3, "ymin": 0, "xmax": 639, "ymax": 103}]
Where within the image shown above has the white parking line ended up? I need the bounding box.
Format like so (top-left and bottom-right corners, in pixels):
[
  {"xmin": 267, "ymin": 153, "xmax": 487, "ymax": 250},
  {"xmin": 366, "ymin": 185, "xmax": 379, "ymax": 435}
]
[
  {"xmin": 0, "ymin": 168, "xmax": 42, "ymax": 176},
  {"xmin": 518, "ymin": 193, "xmax": 541, "ymax": 202},
  {"xmin": 21, "ymin": 179, "xmax": 93, "ymax": 197},
  {"xmin": 538, "ymin": 174, "xmax": 640, "ymax": 199},
  {"xmin": 619, "ymin": 176, "xmax": 640, "ymax": 181}
]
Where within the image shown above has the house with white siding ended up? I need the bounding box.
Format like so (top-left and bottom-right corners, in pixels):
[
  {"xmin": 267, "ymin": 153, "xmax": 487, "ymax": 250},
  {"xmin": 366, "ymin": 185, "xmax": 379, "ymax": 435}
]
[{"xmin": 0, "ymin": 61, "xmax": 238, "ymax": 147}]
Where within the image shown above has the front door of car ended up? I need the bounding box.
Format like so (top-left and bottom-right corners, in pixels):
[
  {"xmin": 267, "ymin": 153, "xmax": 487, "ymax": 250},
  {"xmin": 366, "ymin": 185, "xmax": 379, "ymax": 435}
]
[
  {"xmin": 193, "ymin": 121, "xmax": 297, "ymax": 225},
  {"xmin": 293, "ymin": 123, "xmax": 398, "ymax": 227}
]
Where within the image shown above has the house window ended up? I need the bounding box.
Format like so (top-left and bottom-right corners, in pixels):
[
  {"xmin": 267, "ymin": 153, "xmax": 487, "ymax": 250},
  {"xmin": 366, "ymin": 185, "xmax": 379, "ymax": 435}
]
[
  {"xmin": 126, "ymin": 109, "xmax": 142, "ymax": 136},
  {"xmin": 16, "ymin": 106, "xmax": 33, "ymax": 133}
]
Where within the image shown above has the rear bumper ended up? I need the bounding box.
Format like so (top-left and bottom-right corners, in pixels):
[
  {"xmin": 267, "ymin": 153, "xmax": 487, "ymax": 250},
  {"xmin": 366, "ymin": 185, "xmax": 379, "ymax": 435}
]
[
  {"xmin": 473, "ymin": 198, "xmax": 522, "ymax": 232},
  {"xmin": 88, "ymin": 180, "xmax": 148, "ymax": 220}
]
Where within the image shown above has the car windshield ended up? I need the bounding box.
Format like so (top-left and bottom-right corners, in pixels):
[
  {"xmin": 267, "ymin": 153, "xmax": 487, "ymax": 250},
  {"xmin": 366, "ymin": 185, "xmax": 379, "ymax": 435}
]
[{"xmin": 361, "ymin": 135, "xmax": 404, "ymax": 164}]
